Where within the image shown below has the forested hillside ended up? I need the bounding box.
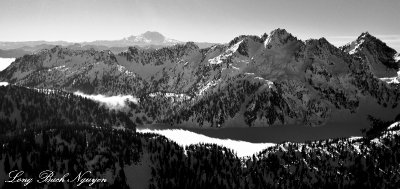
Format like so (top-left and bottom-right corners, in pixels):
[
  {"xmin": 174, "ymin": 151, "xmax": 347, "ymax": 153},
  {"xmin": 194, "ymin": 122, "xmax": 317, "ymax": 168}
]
[
  {"xmin": 1, "ymin": 118, "xmax": 400, "ymax": 188},
  {"xmin": 0, "ymin": 85, "xmax": 135, "ymax": 135}
]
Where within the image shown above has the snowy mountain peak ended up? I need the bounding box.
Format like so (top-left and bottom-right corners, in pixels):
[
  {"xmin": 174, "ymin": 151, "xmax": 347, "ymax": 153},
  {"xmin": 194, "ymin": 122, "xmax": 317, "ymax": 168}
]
[
  {"xmin": 123, "ymin": 31, "xmax": 181, "ymax": 45},
  {"xmin": 341, "ymin": 32, "xmax": 400, "ymax": 78},
  {"xmin": 264, "ymin": 28, "xmax": 295, "ymax": 48},
  {"xmin": 359, "ymin": 31, "xmax": 371, "ymax": 39},
  {"xmin": 341, "ymin": 32, "xmax": 377, "ymax": 55},
  {"xmin": 356, "ymin": 32, "xmax": 393, "ymax": 48},
  {"xmin": 141, "ymin": 31, "xmax": 165, "ymax": 41}
]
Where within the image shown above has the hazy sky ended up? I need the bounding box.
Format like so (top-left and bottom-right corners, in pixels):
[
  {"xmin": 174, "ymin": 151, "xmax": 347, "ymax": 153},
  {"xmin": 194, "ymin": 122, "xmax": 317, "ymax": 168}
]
[{"xmin": 1, "ymin": 0, "xmax": 399, "ymax": 50}]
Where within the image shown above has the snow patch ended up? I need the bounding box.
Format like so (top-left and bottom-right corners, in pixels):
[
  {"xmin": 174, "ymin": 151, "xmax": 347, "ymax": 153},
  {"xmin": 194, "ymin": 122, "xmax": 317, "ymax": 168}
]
[
  {"xmin": 348, "ymin": 39, "xmax": 364, "ymax": 55},
  {"xmin": 116, "ymin": 65, "xmax": 135, "ymax": 76},
  {"xmin": 48, "ymin": 65, "xmax": 68, "ymax": 72},
  {"xmin": 244, "ymin": 72, "xmax": 255, "ymax": 75},
  {"xmin": 387, "ymin": 121, "xmax": 400, "ymax": 130},
  {"xmin": 208, "ymin": 40, "xmax": 243, "ymax": 64},
  {"xmin": 149, "ymin": 92, "xmax": 191, "ymax": 101},
  {"xmin": 137, "ymin": 128, "xmax": 275, "ymax": 157},
  {"xmin": 380, "ymin": 77, "xmax": 399, "ymax": 84},
  {"xmin": 117, "ymin": 65, "xmax": 125, "ymax": 72},
  {"xmin": 254, "ymin": 77, "xmax": 274, "ymax": 88},
  {"xmin": 0, "ymin": 57, "xmax": 15, "ymax": 71},
  {"xmin": 348, "ymin": 136, "xmax": 363, "ymax": 141},
  {"xmin": 74, "ymin": 91, "xmax": 139, "ymax": 109},
  {"xmin": 0, "ymin": 82, "xmax": 9, "ymax": 86},
  {"xmin": 380, "ymin": 70, "xmax": 400, "ymax": 84},
  {"xmin": 198, "ymin": 79, "xmax": 221, "ymax": 95},
  {"xmin": 394, "ymin": 53, "xmax": 400, "ymax": 62}
]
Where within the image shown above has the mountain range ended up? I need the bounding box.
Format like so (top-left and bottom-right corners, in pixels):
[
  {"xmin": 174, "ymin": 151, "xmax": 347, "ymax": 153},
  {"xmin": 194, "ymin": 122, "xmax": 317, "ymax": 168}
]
[
  {"xmin": 0, "ymin": 28, "xmax": 399, "ymax": 129},
  {"xmin": 1, "ymin": 28, "xmax": 400, "ymax": 189},
  {"xmin": 0, "ymin": 31, "xmax": 217, "ymax": 57}
]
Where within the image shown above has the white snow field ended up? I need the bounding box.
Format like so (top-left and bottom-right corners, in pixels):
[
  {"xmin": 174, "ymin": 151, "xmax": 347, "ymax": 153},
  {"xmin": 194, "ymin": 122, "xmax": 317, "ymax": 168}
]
[
  {"xmin": 0, "ymin": 58, "xmax": 15, "ymax": 71},
  {"xmin": 137, "ymin": 128, "xmax": 275, "ymax": 158}
]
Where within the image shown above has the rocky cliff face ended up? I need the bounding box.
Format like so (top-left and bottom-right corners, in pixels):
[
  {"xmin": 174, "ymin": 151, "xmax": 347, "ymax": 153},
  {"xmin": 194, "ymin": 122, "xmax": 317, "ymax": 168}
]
[
  {"xmin": 341, "ymin": 32, "xmax": 400, "ymax": 78},
  {"xmin": 1, "ymin": 29, "xmax": 399, "ymax": 127}
]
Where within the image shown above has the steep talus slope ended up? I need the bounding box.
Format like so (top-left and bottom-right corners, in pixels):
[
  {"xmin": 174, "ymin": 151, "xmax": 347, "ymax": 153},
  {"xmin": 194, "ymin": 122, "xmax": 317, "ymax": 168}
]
[{"xmin": 0, "ymin": 29, "xmax": 399, "ymax": 128}]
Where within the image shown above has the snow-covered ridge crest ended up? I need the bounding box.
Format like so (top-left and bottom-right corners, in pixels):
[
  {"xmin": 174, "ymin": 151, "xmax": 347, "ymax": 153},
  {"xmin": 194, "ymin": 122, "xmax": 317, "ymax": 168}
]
[
  {"xmin": 341, "ymin": 32, "xmax": 373, "ymax": 55},
  {"xmin": 208, "ymin": 40, "xmax": 243, "ymax": 64},
  {"xmin": 346, "ymin": 39, "xmax": 365, "ymax": 55},
  {"xmin": 74, "ymin": 91, "xmax": 139, "ymax": 109}
]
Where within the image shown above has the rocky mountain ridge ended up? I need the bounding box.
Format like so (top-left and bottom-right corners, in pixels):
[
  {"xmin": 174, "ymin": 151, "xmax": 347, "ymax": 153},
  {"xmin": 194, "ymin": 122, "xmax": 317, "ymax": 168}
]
[
  {"xmin": 1, "ymin": 28, "xmax": 399, "ymax": 127},
  {"xmin": 341, "ymin": 32, "xmax": 400, "ymax": 78},
  {"xmin": 0, "ymin": 31, "xmax": 217, "ymax": 58}
]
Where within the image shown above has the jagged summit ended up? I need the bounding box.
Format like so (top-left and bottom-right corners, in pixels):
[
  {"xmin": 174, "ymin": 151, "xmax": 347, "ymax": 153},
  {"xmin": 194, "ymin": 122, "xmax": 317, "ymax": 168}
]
[
  {"xmin": 341, "ymin": 32, "xmax": 399, "ymax": 78},
  {"xmin": 358, "ymin": 31, "xmax": 371, "ymax": 39},
  {"xmin": 342, "ymin": 32, "xmax": 392, "ymax": 54},
  {"xmin": 264, "ymin": 28, "xmax": 297, "ymax": 48},
  {"xmin": 1, "ymin": 29, "xmax": 400, "ymax": 128},
  {"xmin": 305, "ymin": 37, "xmax": 342, "ymax": 54}
]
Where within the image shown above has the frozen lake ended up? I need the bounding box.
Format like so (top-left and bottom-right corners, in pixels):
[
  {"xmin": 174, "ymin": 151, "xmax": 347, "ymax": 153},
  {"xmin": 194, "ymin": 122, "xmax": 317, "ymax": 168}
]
[
  {"xmin": 0, "ymin": 57, "xmax": 15, "ymax": 71},
  {"xmin": 137, "ymin": 128, "xmax": 275, "ymax": 157}
]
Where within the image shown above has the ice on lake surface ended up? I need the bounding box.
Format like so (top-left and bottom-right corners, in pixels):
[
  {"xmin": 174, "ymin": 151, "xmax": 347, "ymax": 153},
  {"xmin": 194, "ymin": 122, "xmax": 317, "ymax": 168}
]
[
  {"xmin": 137, "ymin": 128, "xmax": 275, "ymax": 157},
  {"xmin": 0, "ymin": 58, "xmax": 15, "ymax": 71}
]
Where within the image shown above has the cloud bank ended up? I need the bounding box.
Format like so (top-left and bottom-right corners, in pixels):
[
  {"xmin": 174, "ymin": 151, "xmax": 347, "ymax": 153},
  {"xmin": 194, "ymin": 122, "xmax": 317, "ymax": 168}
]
[{"xmin": 74, "ymin": 91, "xmax": 138, "ymax": 109}]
